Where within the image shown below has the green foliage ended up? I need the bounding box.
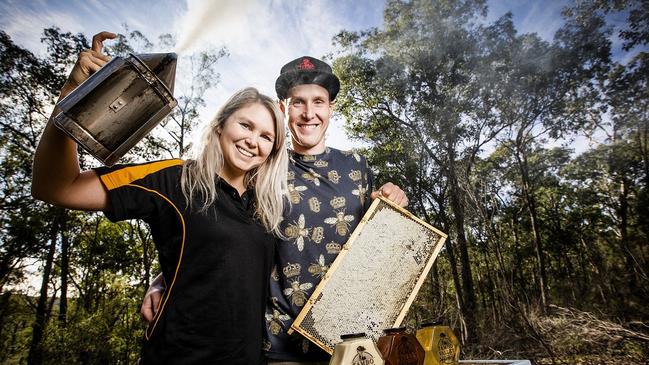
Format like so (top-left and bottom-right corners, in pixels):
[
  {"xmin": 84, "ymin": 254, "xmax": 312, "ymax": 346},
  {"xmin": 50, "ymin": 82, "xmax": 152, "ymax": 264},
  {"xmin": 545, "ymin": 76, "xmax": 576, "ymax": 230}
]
[
  {"xmin": 39, "ymin": 277, "xmax": 144, "ymax": 365},
  {"xmin": 0, "ymin": 24, "xmax": 226, "ymax": 364},
  {"xmin": 332, "ymin": 0, "xmax": 648, "ymax": 360},
  {"xmin": 0, "ymin": 29, "xmax": 62, "ymax": 292},
  {"xmin": 0, "ymin": 0, "xmax": 647, "ymax": 362}
]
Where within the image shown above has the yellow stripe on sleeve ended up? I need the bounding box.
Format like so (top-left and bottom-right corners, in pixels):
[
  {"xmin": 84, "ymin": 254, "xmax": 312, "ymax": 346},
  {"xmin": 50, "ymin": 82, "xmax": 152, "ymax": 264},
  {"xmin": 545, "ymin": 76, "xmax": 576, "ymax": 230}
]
[{"xmin": 99, "ymin": 159, "xmax": 183, "ymax": 191}]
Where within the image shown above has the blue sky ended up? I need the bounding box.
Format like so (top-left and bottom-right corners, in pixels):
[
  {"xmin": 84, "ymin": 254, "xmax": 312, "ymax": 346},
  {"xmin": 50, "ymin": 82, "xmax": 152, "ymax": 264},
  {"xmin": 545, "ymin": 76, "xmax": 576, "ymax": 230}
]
[{"xmin": 0, "ymin": 0, "xmax": 576, "ymax": 150}]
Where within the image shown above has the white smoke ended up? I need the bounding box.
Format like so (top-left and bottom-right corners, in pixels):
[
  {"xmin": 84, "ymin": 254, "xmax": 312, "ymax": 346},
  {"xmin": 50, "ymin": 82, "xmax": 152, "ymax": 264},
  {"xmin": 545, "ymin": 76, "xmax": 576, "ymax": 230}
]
[{"xmin": 174, "ymin": 0, "xmax": 256, "ymax": 54}]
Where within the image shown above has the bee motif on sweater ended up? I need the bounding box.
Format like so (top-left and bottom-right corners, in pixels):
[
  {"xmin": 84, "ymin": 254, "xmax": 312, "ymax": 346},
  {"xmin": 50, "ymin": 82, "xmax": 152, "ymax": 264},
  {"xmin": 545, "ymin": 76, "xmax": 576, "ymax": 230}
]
[
  {"xmin": 265, "ymin": 309, "xmax": 290, "ymax": 335},
  {"xmin": 302, "ymin": 169, "xmax": 322, "ymax": 186},
  {"xmin": 284, "ymin": 214, "xmax": 310, "ymax": 251},
  {"xmin": 343, "ymin": 149, "xmax": 362, "ymax": 162},
  {"xmin": 308, "ymin": 254, "xmax": 329, "ymax": 278},
  {"xmin": 352, "ymin": 184, "xmax": 368, "ymax": 206},
  {"xmin": 283, "ymin": 278, "xmax": 313, "ymax": 307},
  {"xmin": 288, "ymin": 183, "xmax": 308, "ymax": 204},
  {"xmin": 325, "ymin": 210, "xmax": 355, "ymax": 236}
]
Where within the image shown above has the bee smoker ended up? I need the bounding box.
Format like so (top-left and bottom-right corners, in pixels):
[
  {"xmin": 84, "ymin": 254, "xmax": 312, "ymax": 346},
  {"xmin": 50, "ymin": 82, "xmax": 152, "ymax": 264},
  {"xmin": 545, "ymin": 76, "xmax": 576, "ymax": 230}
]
[{"xmin": 53, "ymin": 53, "xmax": 178, "ymax": 166}]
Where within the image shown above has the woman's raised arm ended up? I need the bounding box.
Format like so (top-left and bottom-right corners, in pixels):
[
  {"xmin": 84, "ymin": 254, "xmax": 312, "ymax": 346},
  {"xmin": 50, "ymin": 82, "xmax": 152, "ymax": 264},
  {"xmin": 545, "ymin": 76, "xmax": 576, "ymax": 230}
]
[{"xmin": 32, "ymin": 31, "xmax": 116, "ymax": 211}]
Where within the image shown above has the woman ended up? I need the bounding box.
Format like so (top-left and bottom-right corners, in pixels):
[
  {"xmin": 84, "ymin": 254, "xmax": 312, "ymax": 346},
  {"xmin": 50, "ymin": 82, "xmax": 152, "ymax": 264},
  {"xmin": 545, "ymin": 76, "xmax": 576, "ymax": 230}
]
[{"xmin": 32, "ymin": 32, "xmax": 288, "ymax": 364}]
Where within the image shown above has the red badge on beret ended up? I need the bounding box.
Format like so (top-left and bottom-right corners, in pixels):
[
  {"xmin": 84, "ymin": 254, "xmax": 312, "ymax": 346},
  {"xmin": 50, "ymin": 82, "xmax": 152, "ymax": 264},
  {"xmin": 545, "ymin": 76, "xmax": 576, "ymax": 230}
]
[{"xmin": 297, "ymin": 58, "xmax": 316, "ymax": 71}]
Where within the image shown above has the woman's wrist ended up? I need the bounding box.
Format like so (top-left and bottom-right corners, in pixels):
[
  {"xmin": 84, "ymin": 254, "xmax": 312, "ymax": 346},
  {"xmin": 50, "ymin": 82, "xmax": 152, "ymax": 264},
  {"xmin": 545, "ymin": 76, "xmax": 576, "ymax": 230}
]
[{"xmin": 59, "ymin": 81, "xmax": 78, "ymax": 100}]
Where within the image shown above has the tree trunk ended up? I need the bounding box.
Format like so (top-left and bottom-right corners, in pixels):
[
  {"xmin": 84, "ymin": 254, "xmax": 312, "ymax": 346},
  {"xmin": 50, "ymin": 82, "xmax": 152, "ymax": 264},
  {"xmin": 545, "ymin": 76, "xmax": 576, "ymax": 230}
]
[
  {"xmin": 516, "ymin": 149, "xmax": 549, "ymax": 309},
  {"xmin": 0, "ymin": 291, "xmax": 11, "ymax": 360},
  {"xmin": 139, "ymin": 221, "xmax": 151, "ymax": 289},
  {"xmin": 437, "ymin": 201, "xmax": 468, "ymax": 336},
  {"xmin": 27, "ymin": 218, "xmax": 58, "ymax": 365},
  {"xmin": 445, "ymin": 238, "xmax": 468, "ymax": 337},
  {"xmin": 618, "ymin": 176, "xmax": 637, "ymax": 290},
  {"xmin": 511, "ymin": 215, "xmax": 529, "ymax": 304},
  {"xmin": 579, "ymin": 237, "xmax": 609, "ymax": 305},
  {"xmin": 447, "ymin": 150, "xmax": 476, "ymax": 342},
  {"xmin": 58, "ymin": 211, "xmax": 69, "ymax": 325},
  {"xmin": 638, "ymin": 120, "xmax": 649, "ymax": 187},
  {"xmin": 480, "ymin": 243, "xmax": 498, "ymax": 323},
  {"xmin": 430, "ymin": 257, "xmax": 441, "ymax": 311}
]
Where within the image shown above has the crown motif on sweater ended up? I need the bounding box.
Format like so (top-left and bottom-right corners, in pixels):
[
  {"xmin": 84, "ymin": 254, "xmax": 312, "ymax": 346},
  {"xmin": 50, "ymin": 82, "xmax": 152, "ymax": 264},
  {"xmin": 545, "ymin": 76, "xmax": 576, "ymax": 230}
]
[
  {"xmin": 330, "ymin": 196, "xmax": 346, "ymax": 209},
  {"xmin": 326, "ymin": 242, "xmax": 342, "ymax": 254},
  {"xmin": 283, "ymin": 262, "xmax": 301, "ymax": 278}
]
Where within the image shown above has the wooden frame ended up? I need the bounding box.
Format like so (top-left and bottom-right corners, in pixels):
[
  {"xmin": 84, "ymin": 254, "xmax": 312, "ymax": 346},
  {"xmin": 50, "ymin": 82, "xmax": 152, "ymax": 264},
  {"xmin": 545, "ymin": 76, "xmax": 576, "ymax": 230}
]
[{"xmin": 289, "ymin": 195, "xmax": 447, "ymax": 354}]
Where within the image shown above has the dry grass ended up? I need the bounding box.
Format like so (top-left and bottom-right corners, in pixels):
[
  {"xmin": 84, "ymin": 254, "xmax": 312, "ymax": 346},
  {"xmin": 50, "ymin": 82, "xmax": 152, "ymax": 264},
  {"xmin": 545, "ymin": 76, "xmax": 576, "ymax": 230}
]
[
  {"xmin": 459, "ymin": 303, "xmax": 649, "ymax": 365},
  {"xmin": 536, "ymin": 354, "xmax": 649, "ymax": 365}
]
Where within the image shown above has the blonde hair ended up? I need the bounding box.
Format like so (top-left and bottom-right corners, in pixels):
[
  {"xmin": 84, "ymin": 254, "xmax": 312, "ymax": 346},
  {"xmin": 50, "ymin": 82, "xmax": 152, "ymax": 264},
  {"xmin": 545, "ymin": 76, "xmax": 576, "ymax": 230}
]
[{"xmin": 180, "ymin": 87, "xmax": 288, "ymax": 236}]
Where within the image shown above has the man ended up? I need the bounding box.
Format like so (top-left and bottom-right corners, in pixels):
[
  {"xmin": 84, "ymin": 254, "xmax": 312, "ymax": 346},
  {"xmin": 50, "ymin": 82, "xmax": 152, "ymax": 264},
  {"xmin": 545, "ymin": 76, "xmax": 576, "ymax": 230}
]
[{"xmin": 142, "ymin": 56, "xmax": 407, "ymax": 364}]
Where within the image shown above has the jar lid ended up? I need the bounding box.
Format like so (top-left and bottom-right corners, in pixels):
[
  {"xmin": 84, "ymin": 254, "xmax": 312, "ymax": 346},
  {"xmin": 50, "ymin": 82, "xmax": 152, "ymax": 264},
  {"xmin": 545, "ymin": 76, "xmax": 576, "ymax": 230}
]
[
  {"xmin": 419, "ymin": 320, "xmax": 443, "ymax": 328},
  {"xmin": 340, "ymin": 332, "xmax": 366, "ymax": 340}
]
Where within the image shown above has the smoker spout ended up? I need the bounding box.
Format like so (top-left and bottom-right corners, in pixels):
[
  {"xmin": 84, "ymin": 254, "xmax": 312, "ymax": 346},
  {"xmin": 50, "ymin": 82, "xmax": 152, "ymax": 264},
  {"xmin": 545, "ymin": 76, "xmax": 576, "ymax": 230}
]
[{"xmin": 134, "ymin": 53, "xmax": 178, "ymax": 94}]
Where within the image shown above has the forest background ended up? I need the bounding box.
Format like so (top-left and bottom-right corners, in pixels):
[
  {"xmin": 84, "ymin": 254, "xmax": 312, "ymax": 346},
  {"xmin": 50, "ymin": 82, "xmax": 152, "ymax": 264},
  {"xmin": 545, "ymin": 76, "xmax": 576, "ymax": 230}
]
[{"xmin": 0, "ymin": 0, "xmax": 648, "ymax": 364}]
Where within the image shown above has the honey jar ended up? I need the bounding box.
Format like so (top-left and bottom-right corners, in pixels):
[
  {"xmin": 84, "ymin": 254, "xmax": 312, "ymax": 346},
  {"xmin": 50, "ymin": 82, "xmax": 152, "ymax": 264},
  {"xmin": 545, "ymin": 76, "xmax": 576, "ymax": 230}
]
[
  {"xmin": 329, "ymin": 332, "xmax": 385, "ymax": 365},
  {"xmin": 377, "ymin": 327, "xmax": 424, "ymax": 365},
  {"xmin": 415, "ymin": 322, "xmax": 460, "ymax": 365}
]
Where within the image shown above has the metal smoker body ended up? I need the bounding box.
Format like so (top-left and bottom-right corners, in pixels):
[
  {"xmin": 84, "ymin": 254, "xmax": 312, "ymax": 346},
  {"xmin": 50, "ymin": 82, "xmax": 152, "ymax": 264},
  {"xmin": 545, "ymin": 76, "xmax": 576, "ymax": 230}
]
[{"xmin": 53, "ymin": 53, "xmax": 177, "ymax": 166}]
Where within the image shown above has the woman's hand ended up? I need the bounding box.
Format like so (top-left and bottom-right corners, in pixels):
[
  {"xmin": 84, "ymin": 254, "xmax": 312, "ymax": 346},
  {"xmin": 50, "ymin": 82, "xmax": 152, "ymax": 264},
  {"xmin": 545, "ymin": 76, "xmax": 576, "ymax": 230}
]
[{"xmin": 61, "ymin": 31, "xmax": 116, "ymax": 97}]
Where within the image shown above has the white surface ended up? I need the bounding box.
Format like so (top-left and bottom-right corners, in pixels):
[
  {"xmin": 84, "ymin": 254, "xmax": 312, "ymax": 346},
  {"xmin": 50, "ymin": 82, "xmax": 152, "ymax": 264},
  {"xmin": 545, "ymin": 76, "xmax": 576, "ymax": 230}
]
[{"xmin": 460, "ymin": 360, "xmax": 531, "ymax": 365}]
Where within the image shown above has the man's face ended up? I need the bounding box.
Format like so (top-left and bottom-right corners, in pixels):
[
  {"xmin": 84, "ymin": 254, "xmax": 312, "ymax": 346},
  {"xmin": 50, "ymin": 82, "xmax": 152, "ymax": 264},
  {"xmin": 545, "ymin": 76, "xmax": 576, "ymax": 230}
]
[{"xmin": 284, "ymin": 84, "xmax": 333, "ymax": 155}]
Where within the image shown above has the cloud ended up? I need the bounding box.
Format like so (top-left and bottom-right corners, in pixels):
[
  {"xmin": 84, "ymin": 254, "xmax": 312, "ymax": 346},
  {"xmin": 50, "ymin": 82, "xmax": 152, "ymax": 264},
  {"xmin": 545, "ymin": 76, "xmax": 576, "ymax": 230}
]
[
  {"xmin": 518, "ymin": 1, "xmax": 569, "ymax": 41},
  {"xmin": 0, "ymin": 3, "xmax": 85, "ymax": 54},
  {"xmin": 169, "ymin": 0, "xmax": 380, "ymax": 149},
  {"xmin": 486, "ymin": 0, "xmax": 570, "ymax": 42},
  {"xmin": 174, "ymin": 0, "xmax": 258, "ymax": 54},
  {"xmin": 0, "ymin": 0, "xmax": 382, "ymax": 150}
]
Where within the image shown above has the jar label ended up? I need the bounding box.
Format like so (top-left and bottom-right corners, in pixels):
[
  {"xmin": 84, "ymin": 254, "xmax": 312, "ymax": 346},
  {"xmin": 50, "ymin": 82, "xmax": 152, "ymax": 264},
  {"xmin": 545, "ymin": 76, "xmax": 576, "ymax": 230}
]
[
  {"xmin": 353, "ymin": 345, "xmax": 377, "ymax": 365},
  {"xmin": 437, "ymin": 337, "xmax": 455, "ymax": 364}
]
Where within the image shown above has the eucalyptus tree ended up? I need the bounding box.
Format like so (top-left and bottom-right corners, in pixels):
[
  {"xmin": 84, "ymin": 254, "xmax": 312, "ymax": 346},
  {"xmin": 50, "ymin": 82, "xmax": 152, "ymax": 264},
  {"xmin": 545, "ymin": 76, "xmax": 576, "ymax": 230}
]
[
  {"xmin": 478, "ymin": 4, "xmax": 611, "ymax": 309},
  {"xmin": 1, "ymin": 25, "xmax": 228, "ymax": 362},
  {"xmin": 0, "ymin": 28, "xmax": 84, "ymax": 364},
  {"xmin": 331, "ymin": 0, "xmax": 520, "ymax": 342},
  {"xmin": 591, "ymin": 52, "xmax": 649, "ymax": 312}
]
